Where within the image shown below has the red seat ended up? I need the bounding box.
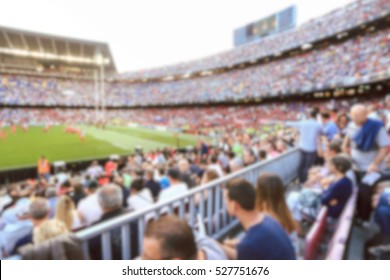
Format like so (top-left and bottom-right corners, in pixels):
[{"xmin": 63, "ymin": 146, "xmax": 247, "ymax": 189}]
[{"xmin": 304, "ymin": 207, "xmax": 328, "ymax": 260}]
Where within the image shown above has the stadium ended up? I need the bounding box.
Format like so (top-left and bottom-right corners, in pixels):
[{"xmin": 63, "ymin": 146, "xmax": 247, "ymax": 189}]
[{"xmin": 0, "ymin": 0, "xmax": 389, "ymax": 262}]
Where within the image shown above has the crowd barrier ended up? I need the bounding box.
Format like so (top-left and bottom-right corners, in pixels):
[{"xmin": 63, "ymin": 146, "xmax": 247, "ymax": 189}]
[{"xmin": 73, "ymin": 148, "xmax": 302, "ymax": 260}]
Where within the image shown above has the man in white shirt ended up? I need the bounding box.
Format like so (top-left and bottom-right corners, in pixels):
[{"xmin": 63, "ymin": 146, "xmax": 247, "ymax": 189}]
[
  {"xmin": 158, "ymin": 169, "xmax": 188, "ymax": 204},
  {"xmin": 86, "ymin": 161, "xmax": 103, "ymax": 180},
  {"xmin": 127, "ymin": 179, "xmax": 154, "ymax": 212},
  {"xmin": 77, "ymin": 181, "xmax": 102, "ymax": 226}
]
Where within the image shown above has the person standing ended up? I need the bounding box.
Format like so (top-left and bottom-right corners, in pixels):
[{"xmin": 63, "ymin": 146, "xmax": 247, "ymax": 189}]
[
  {"xmin": 285, "ymin": 110, "xmax": 323, "ymax": 183},
  {"xmin": 342, "ymin": 104, "xmax": 389, "ymax": 221},
  {"xmin": 37, "ymin": 155, "xmax": 50, "ymax": 181}
]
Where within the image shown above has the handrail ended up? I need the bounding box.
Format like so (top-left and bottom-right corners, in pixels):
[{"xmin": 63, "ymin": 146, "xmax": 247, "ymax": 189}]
[{"xmin": 75, "ymin": 147, "xmax": 301, "ymax": 240}]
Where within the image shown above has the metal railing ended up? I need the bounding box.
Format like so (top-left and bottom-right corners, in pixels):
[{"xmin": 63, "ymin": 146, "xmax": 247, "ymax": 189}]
[{"xmin": 6, "ymin": 148, "xmax": 301, "ymax": 260}]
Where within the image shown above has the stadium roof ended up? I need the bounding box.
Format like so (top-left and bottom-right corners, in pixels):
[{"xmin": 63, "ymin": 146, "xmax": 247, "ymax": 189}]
[{"xmin": 0, "ymin": 25, "xmax": 116, "ymax": 72}]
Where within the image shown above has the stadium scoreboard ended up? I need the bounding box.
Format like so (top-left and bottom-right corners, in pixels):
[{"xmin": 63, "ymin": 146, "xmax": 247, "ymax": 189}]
[{"xmin": 234, "ymin": 6, "xmax": 297, "ymax": 47}]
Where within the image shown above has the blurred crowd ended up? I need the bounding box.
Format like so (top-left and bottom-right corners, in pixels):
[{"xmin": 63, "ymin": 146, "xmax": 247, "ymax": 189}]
[
  {"xmin": 118, "ymin": 0, "xmax": 390, "ymax": 79},
  {"xmin": 0, "ymin": 27, "xmax": 389, "ymax": 107},
  {"xmin": 0, "ymin": 97, "xmax": 389, "ymax": 259}
]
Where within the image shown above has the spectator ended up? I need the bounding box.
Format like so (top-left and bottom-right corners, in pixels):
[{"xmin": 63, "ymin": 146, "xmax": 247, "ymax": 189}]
[
  {"xmin": 89, "ymin": 184, "xmax": 138, "ymax": 259},
  {"xmin": 33, "ymin": 219, "xmax": 68, "ymax": 245},
  {"xmin": 286, "ymin": 109, "xmax": 323, "ymax": 183},
  {"xmin": 45, "ymin": 187, "xmax": 57, "ymax": 219},
  {"xmin": 256, "ymin": 173, "xmax": 299, "ymax": 249},
  {"xmin": 127, "ymin": 179, "xmax": 153, "ymax": 212},
  {"xmin": 322, "ymin": 111, "xmax": 340, "ymax": 141},
  {"xmin": 77, "ymin": 181, "xmax": 102, "ymax": 226},
  {"xmin": 178, "ymin": 159, "xmax": 196, "ymax": 189},
  {"xmin": 158, "ymin": 169, "xmax": 188, "ymax": 203},
  {"xmin": 343, "ymin": 104, "xmax": 389, "ymax": 221},
  {"xmin": 222, "ymin": 178, "xmax": 296, "ymax": 260},
  {"xmin": 12, "ymin": 198, "xmax": 50, "ymax": 253},
  {"xmin": 71, "ymin": 183, "xmax": 86, "ymax": 207},
  {"xmin": 321, "ymin": 155, "xmax": 353, "ymax": 219},
  {"xmin": 144, "ymin": 168, "xmax": 161, "ymax": 200},
  {"xmin": 37, "ymin": 156, "xmax": 50, "ymax": 181},
  {"xmin": 142, "ymin": 215, "xmax": 197, "ymax": 260},
  {"xmin": 55, "ymin": 195, "xmax": 81, "ymax": 230}
]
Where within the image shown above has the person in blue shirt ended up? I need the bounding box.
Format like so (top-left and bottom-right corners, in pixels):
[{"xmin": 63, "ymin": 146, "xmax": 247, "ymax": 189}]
[
  {"xmin": 321, "ymin": 155, "xmax": 353, "ymax": 219},
  {"xmin": 222, "ymin": 178, "xmax": 296, "ymax": 260},
  {"xmin": 321, "ymin": 111, "xmax": 340, "ymax": 141},
  {"xmin": 285, "ymin": 109, "xmax": 323, "ymax": 183}
]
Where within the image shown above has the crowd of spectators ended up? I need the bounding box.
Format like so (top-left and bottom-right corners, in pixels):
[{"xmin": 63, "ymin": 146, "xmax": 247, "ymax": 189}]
[
  {"xmin": 118, "ymin": 0, "xmax": 390, "ymax": 80},
  {"xmin": 0, "ymin": 97, "xmax": 389, "ymax": 260},
  {"xmin": 0, "ymin": 25, "xmax": 389, "ymax": 107}
]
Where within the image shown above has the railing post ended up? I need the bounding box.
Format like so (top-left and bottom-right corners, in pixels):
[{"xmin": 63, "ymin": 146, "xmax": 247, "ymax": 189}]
[{"xmin": 101, "ymin": 232, "xmax": 112, "ymax": 260}]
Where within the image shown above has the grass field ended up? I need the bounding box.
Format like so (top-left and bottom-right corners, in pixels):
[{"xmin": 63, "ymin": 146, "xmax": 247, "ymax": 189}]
[{"xmin": 0, "ymin": 125, "xmax": 199, "ymax": 170}]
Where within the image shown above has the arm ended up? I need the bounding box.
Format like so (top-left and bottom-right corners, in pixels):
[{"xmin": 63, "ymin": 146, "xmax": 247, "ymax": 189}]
[
  {"xmin": 219, "ymin": 243, "xmax": 237, "ymax": 260},
  {"xmin": 342, "ymin": 135, "xmax": 351, "ymax": 155},
  {"xmin": 368, "ymin": 128, "xmax": 390, "ymax": 173},
  {"xmin": 284, "ymin": 121, "xmax": 301, "ymax": 129},
  {"xmin": 368, "ymin": 147, "xmax": 388, "ymax": 173}
]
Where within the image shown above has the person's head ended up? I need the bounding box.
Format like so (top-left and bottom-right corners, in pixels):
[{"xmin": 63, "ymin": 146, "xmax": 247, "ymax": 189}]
[
  {"xmin": 7, "ymin": 184, "xmax": 21, "ymax": 200},
  {"xmin": 55, "ymin": 195, "xmax": 75, "ymax": 230},
  {"xmin": 87, "ymin": 180, "xmax": 98, "ymax": 194},
  {"xmin": 33, "ymin": 219, "xmax": 68, "ymax": 245},
  {"xmin": 321, "ymin": 112, "xmax": 331, "ymax": 123},
  {"xmin": 73, "ymin": 183, "xmax": 84, "ymax": 195},
  {"xmin": 225, "ymin": 178, "xmax": 256, "ymax": 218},
  {"xmin": 28, "ymin": 197, "xmax": 50, "ymax": 226},
  {"xmin": 143, "ymin": 215, "xmax": 197, "ymax": 260},
  {"xmin": 256, "ymin": 173, "xmax": 297, "ymax": 233},
  {"xmin": 201, "ymin": 169, "xmax": 219, "ymax": 185},
  {"xmin": 325, "ymin": 141, "xmax": 342, "ymax": 159},
  {"xmin": 328, "ymin": 155, "xmax": 352, "ymax": 176},
  {"xmin": 130, "ymin": 178, "xmax": 144, "ymax": 195},
  {"xmin": 98, "ymin": 184, "xmax": 123, "ymax": 213},
  {"xmin": 45, "ymin": 187, "xmax": 56, "ymax": 199},
  {"xmin": 145, "ymin": 168, "xmax": 154, "ymax": 180},
  {"xmin": 337, "ymin": 113, "xmax": 350, "ymax": 130},
  {"xmin": 209, "ymin": 155, "xmax": 218, "ymax": 165},
  {"xmin": 258, "ymin": 150, "xmax": 267, "ymax": 161},
  {"xmin": 310, "ymin": 109, "xmax": 318, "ymax": 119},
  {"xmin": 178, "ymin": 159, "xmax": 190, "ymax": 173},
  {"xmin": 243, "ymin": 149, "xmax": 256, "ymax": 166},
  {"xmin": 350, "ymin": 104, "xmax": 368, "ymax": 126},
  {"xmin": 167, "ymin": 168, "xmax": 181, "ymax": 185}
]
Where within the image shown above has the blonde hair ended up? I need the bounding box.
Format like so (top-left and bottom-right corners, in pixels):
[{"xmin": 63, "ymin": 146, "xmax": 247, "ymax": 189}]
[
  {"xmin": 33, "ymin": 219, "xmax": 68, "ymax": 245},
  {"xmin": 55, "ymin": 195, "xmax": 75, "ymax": 230}
]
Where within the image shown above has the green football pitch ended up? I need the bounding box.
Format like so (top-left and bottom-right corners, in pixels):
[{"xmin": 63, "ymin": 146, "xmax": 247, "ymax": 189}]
[{"xmin": 0, "ymin": 125, "xmax": 199, "ymax": 170}]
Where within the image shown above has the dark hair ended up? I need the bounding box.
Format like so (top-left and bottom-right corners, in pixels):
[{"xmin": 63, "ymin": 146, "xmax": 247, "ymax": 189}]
[
  {"xmin": 167, "ymin": 168, "xmax": 180, "ymax": 181},
  {"xmin": 226, "ymin": 178, "xmax": 256, "ymax": 211},
  {"xmin": 310, "ymin": 108, "xmax": 319, "ymax": 118},
  {"xmin": 131, "ymin": 178, "xmax": 144, "ymax": 192},
  {"xmin": 88, "ymin": 180, "xmax": 98, "ymax": 190},
  {"xmin": 328, "ymin": 141, "xmax": 342, "ymax": 154},
  {"xmin": 321, "ymin": 112, "xmax": 330, "ymax": 120},
  {"xmin": 258, "ymin": 150, "xmax": 267, "ymax": 160},
  {"xmin": 256, "ymin": 173, "xmax": 297, "ymax": 233},
  {"xmin": 210, "ymin": 155, "xmax": 218, "ymax": 164},
  {"xmin": 330, "ymin": 155, "xmax": 351, "ymax": 174},
  {"xmin": 144, "ymin": 215, "xmax": 197, "ymax": 260},
  {"xmin": 62, "ymin": 180, "xmax": 71, "ymax": 188}
]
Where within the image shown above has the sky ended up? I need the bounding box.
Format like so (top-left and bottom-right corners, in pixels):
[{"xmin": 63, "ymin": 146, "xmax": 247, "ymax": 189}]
[{"xmin": 0, "ymin": 0, "xmax": 355, "ymax": 73}]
